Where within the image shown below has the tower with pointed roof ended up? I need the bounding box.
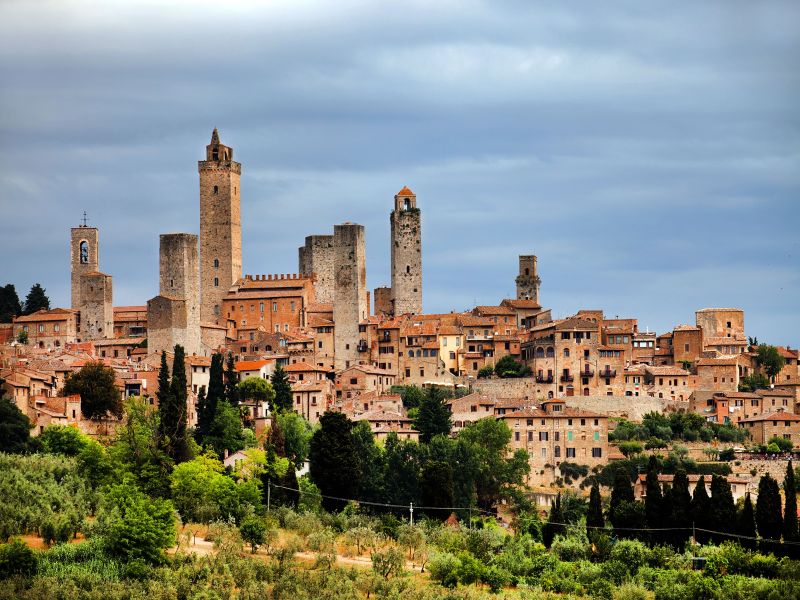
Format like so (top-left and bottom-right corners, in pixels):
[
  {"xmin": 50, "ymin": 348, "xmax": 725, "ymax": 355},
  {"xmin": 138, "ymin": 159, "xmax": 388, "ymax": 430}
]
[
  {"xmin": 198, "ymin": 128, "xmax": 242, "ymax": 325},
  {"xmin": 390, "ymin": 186, "xmax": 422, "ymax": 315}
]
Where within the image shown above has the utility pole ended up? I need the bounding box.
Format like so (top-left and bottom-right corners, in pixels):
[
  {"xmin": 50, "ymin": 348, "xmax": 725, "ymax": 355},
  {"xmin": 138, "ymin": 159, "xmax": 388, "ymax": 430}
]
[
  {"xmin": 267, "ymin": 481, "xmax": 271, "ymax": 513},
  {"xmin": 409, "ymin": 502, "xmax": 414, "ymax": 525}
]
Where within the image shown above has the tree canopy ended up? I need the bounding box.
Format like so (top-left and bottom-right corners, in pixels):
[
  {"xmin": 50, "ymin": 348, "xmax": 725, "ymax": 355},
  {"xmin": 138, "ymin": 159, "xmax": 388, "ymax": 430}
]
[
  {"xmin": 63, "ymin": 361, "xmax": 123, "ymax": 420},
  {"xmin": 415, "ymin": 386, "xmax": 452, "ymax": 443},
  {"xmin": 22, "ymin": 283, "xmax": 50, "ymax": 315},
  {"xmin": 309, "ymin": 411, "xmax": 361, "ymax": 511},
  {"xmin": 0, "ymin": 394, "xmax": 30, "ymax": 453},
  {"xmin": 270, "ymin": 365, "xmax": 293, "ymax": 413},
  {"xmin": 755, "ymin": 345, "xmax": 786, "ymax": 381},
  {"xmin": 0, "ymin": 284, "xmax": 22, "ymax": 323}
]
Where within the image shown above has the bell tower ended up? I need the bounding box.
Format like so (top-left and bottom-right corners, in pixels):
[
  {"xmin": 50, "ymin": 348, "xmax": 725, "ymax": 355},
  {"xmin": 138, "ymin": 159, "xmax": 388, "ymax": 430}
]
[
  {"xmin": 70, "ymin": 217, "xmax": 99, "ymax": 310},
  {"xmin": 390, "ymin": 186, "xmax": 422, "ymax": 316},
  {"xmin": 516, "ymin": 255, "xmax": 541, "ymax": 303},
  {"xmin": 198, "ymin": 128, "xmax": 242, "ymax": 324}
]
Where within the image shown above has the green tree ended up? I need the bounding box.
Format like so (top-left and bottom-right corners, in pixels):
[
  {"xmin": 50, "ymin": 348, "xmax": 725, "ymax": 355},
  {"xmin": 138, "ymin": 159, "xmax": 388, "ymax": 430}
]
[
  {"xmin": 0, "ymin": 394, "xmax": 30, "ymax": 453},
  {"xmin": 668, "ymin": 469, "xmax": 692, "ymax": 548},
  {"xmin": 415, "ymin": 386, "xmax": 452, "ymax": 443},
  {"xmin": 690, "ymin": 475, "xmax": 712, "ymax": 544},
  {"xmin": 240, "ymin": 515, "xmax": 267, "ymax": 553},
  {"xmin": 63, "ymin": 361, "xmax": 123, "ymax": 419},
  {"xmin": 15, "ymin": 329, "xmax": 28, "ymax": 344},
  {"xmin": 619, "ymin": 441, "xmax": 644, "ymax": 457},
  {"xmin": 738, "ymin": 492, "xmax": 757, "ymax": 550},
  {"xmin": 309, "ymin": 411, "xmax": 361, "ymax": 511},
  {"xmin": 277, "ymin": 411, "xmax": 313, "ymax": 466},
  {"xmin": 755, "ymin": 474, "xmax": 783, "ymax": 551},
  {"xmin": 0, "ymin": 284, "xmax": 22, "ymax": 323},
  {"xmin": 784, "ymin": 460, "xmax": 798, "ymax": 544},
  {"xmin": 768, "ymin": 436, "xmax": 793, "ymax": 453},
  {"xmin": 224, "ymin": 352, "xmax": 240, "ymax": 406},
  {"xmin": 391, "ymin": 385, "xmax": 426, "ymax": 409},
  {"xmin": 477, "ymin": 365, "xmax": 494, "ymax": 378},
  {"xmin": 385, "ymin": 432, "xmax": 422, "ymax": 507},
  {"xmin": 709, "ymin": 474, "xmax": 736, "ymax": 544},
  {"xmin": 38, "ymin": 424, "xmax": 91, "ymax": 456},
  {"xmin": 352, "ymin": 420, "xmax": 386, "ymax": 504},
  {"xmin": 237, "ymin": 376, "xmax": 275, "ymax": 411},
  {"xmin": 644, "ymin": 456, "xmax": 664, "ymax": 543},
  {"xmin": 158, "ymin": 345, "xmax": 190, "ymax": 463},
  {"xmin": 22, "ymin": 283, "xmax": 50, "ymax": 315},
  {"xmin": 204, "ymin": 402, "xmax": 246, "ymax": 459},
  {"xmin": 542, "ymin": 493, "xmax": 563, "ymax": 548},
  {"xmin": 755, "ymin": 345, "xmax": 786, "ymax": 382},
  {"xmin": 270, "ymin": 365, "xmax": 292, "ymax": 413},
  {"xmin": 0, "ymin": 538, "xmax": 37, "ymax": 578},
  {"xmin": 97, "ymin": 481, "xmax": 176, "ymax": 564},
  {"xmin": 197, "ymin": 353, "xmax": 224, "ymax": 443},
  {"xmin": 493, "ymin": 355, "xmax": 531, "ymax": 378},
  {"xmin": 587, "ymin": 481, "xmax": 604, "ymax": 534},
  {"xmin": 738, "ymin": 373, "xmax": 770, "ymax": 392}
]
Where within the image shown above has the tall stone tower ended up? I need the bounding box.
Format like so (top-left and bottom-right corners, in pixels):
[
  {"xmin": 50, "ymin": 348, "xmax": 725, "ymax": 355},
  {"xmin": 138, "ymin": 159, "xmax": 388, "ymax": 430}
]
[
  {"xmin": 298, "ymin": 234, "xmax": 335, "ymax": 303},
  {"xmin": 71, "ymin": 221, "xmax": 113, "ymax": 340},
  {"xmin": 516, "ymin": 255, "xmax": 541, "ymax": 303},
  {"xmin": 333, "ymin": 223, "xmax": 367, "ymax": 369},
  {"xmin": 147, "ymin": 233, "xmax": 202, "ymax": 357},
  {"xmin": 390, "ymin": 186, "xmax": 422, "ymax": 316},
  {"xmin": 199, "ymin": 128, "xmax": 242, "ymax": 324},
  {"xmin": 70, "ymin": 224, "xmax": 99, "ymax": 310}
]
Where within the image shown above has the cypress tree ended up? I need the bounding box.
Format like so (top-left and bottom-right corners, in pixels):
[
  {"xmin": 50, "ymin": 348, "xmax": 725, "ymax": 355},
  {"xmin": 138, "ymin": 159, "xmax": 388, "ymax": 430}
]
[
  {"xmin": 270, "ymin": 365, "xmax": 293, "ymax": 413},
  {"xmin": 197, "ymin": 353, "xmax": 224, "ymax": 442},
  {"xmin": 610, "ymin": 468, "xmax": 634, "ymax": 518},
  {"xmin": 195, "ymin": 385, "xmax": 207, "ymax": 439},
  {"xmin": 0, "ymin": 284, "xmax": 22, "ymax": 323},
  {"xmin": 709, "ymin": 474, "xmax": 736, "ymax": 544},
  {"xmin": 543, "ymin": 492, "xmax": 563, "ymax": 548},
  {"xmin": 415, "ymin": 386, "xmax": 452, "ymax": 443},
  {"xmin": 738, "ymin": 492, "xmax": 757, "ymax": 550},
  {"xmin": 309, "ymin": 411, "xmax": 361, "ymax": 512},
  {"xmin": 784, "ymin": 460, "xmax": 798, "ymax": 545},
  {"xmin": 157, "ymin": 351, "xmax": 171, "ymax": 408},
  {"xmin": 645, "ymin": 456, "xmax": 664, "ymax": 544},
  {"xmin": 586, "ymin": 481, "xmax": 605, "ymax": 535},
  {"xmin": 690, "ymin": 475, "xmax": 712, "ymax": 544},
  {"xmin": 756, "ymin": 474, "xmax": 783, "ymax": 554},
  {"xmin": 669, "ymin": 469, "xmax": 692, "ymax": 548},
  {"xmin": 224, "ymin": 352, "xmax": 240, "ymax": 406},
  {"xmin": 159, "ymin": 345, "xmax": 190, "ymax": 463}
]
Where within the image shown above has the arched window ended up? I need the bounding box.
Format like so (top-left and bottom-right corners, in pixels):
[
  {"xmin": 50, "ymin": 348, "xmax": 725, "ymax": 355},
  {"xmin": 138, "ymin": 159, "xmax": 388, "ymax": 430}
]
[
  {"xmin": 416, "ymin": 350, "xmax": 422, "ymax": 357},
  {"xmin": 563, "ymin": 348, "xmax": 570, "ymax": 358},
  {"xmin": 213, "ymin": 258, "xmax": 219, "ymax": 268},
  {"xmin": 214, "ymin": 277, "xmax": 219, "ymax": 287},
  {"xmin": 535, "ymin": 347, "xmax": 544, "ymax": 358},
  {"xmin": 79, "ymin": 241, "xmax": 88, "ymax": 264},
  {"xmin": 547, "ymin": 391, "xmax": 554, "ymax": 399},
  {"xmin": 546, "ymin": 347, "xmax": 554, "ymax": 358}
]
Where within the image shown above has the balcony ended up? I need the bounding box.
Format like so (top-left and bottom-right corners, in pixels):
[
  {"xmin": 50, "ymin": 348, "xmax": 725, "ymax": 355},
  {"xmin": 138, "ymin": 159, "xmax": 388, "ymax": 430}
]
[
  {"xmin": 560, "ymin": 374, "xmax": 574, "ymax": 383},
  {"xmin": 581, "ymin": 369, "xmax": 594, "ymax": 377},
  {"xmin": 536, "ymin": 374, "xmax": 554, "ymax": 384},
  {"xmin": 357, "ymin": 340, "xmax": 369, "ymax": 353},
  {"xmin": 598, "ymin": 368, "xmax": 617, "ymax": 378}
]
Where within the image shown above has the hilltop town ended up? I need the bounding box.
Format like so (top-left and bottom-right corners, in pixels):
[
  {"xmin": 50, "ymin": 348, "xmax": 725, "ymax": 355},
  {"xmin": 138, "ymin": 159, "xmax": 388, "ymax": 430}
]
[{"xmin": 1, "ymin": 129, "xmax": 798, "ymax": 490}]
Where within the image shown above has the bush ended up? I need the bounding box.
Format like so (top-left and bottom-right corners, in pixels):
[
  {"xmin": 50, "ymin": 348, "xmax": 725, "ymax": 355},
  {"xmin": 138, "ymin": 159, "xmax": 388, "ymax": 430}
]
[
  {"xmin": 610, "ymin": 539, "xmax": 649, "ymax": 575},
  {"xmin": 428, "ymin": 552, "xmax": 461, "ymax": 588},
  {"xmin": 767, "ymin": 436, "xmax": 793, "ymax": 453},
  {"xmin": 613, "ymin": 583, "xmax": 650, "ymax": 600},
  {"xmin": 371, "ymin": 547, "xmax": 405, "ymax": 579},
  {"xmin": 551, "ymin": 534, "xmax": 589, "ymax": 562},
  {"xmin": 481, "ymin": 565, "xmax": 511, "ymax": 593},
  {"xmin": 0, "ymin": 538, "xmax": 37, "ymax": 579},
  {"xmin": 240, "ymin": 515, "xmax": 267, "ymax": 553}
]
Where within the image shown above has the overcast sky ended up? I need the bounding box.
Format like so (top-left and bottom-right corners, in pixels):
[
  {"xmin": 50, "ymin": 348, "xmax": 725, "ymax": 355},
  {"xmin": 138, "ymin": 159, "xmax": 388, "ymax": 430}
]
[{"xmin": 1, "ymin": 1, "xmax": 797, "ymax": 342}]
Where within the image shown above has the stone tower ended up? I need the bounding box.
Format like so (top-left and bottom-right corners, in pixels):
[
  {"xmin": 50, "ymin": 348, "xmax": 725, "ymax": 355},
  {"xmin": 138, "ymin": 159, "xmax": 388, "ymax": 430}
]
[
  {"xmin": 298, "ymin": 234, "xmax": 335, "ymax": 303},
  {"xmin": 199, "ymin": 128, "xmax": 242, "ymax": 324},
  {"xmin": 390, "ymin": 186, "xmax": 422, "ymax": 316},
  {"xmin": 516, "ymin": 255, "xmax": 541, "ymax": 303},
  {"xmin": 146, "ymin": 233, "xmax": 202, "ymax": 357},
  {"xmin": 71, "ymin": 222, "xmax": 113, "ymax": 340},
  {"xmin": 70, "ymin": 225, "xmax": 99, "ymax": 310},
  {"xmin": 333, "ymin": 223, "xmax": 367, "ymax": 369}
]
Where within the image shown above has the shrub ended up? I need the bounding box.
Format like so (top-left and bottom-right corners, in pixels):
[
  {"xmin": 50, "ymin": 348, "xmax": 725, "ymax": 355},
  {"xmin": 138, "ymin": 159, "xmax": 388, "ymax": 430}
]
[
  {"xmin": 481, "ymin": 565, "xmax": 511, "ymax": 593},
  {"xmin": 428, "ymin": 552, "xmax": 461, "ymax": 588},
  {"xmin": 551, "ymin": 534, "xmax": 589, "ymax": 562},
  {"xmin": 240, "ymin": 515, "xmax": 267, "ymax": 553},
  {"xmin": 371, "ymin": 547, "xmax": 405, "ymax": 579},
  {"xmin": 0, "ymin": 538, "xmax": 37, "ymax": 579},
  {"xmin": 610, "ymin": 539, "xmax": 649, "ymax": 575},
  {"xmin": 613, "ymin": 583, "xmax": 650, "ymax": 600}
]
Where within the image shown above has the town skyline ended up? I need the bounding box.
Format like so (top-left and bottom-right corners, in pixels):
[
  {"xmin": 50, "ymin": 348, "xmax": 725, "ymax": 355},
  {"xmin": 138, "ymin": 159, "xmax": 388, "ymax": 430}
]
[{"xmin": 1, "ymin": 1, "xmax": 798, "ymax": 342}]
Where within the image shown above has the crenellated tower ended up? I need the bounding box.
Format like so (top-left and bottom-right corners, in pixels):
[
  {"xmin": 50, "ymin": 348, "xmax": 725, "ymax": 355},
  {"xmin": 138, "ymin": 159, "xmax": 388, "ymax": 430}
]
[
  {"xmin": 390, "ymin": 186, "xmax": 422, "ymax": 315},
  {"xmin": 516, "ymin": 255, "xmax": 541, "ymax": 303},
  {"xmin": 198, "ymin": 128, "xmax": 242, "ymax": 324}
]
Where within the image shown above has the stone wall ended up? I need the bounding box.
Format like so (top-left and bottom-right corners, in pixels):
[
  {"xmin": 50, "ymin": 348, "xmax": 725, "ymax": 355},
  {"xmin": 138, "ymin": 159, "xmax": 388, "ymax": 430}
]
[
  {"xmin": 299, "ymin": 234, "xmax": 335, "ymax": 303},
  {"xmin": 516, "ymin": 255, "xmax": 540, "ymax": 303},
  {"xmin": 78, "ymin": 272, "xmax": 113, "ymax": 341},
  {"xmin": 373, "ymin": 286, "xmax": 392, "ymax": 316},
  {"xmin": 472, "ymin": 377, "xmax": 539, "ymax": 399},
  {"xmin": 333, "ymin": 223, "xmax": 367, "ymax": 370},
  {"xmin": 198, "ymin": 133, "xmax": 242, "ymax": 324}
]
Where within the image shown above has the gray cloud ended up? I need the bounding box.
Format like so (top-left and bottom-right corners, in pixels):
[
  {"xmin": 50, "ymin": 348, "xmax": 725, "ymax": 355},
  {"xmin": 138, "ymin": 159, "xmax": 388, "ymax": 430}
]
[{"xmin": 0, "ymin": 0, "xmax": 798, "ymax": 343}]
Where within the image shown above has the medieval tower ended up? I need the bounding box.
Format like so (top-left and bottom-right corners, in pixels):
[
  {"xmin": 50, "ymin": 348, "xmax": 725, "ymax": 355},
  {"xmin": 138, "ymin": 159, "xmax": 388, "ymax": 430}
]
[
  {"xmin": 516, "ymin": 255, "xmax": 541, "ymax": 303},
  {"xmin": 333, "ymin": 223, "xmax": 367, "ymax": 369},
  {"xmin": 298, "ymin": 234, "xmax": 335, "ymax": 304},
  {"xmin": 199, "ymin": 128, "xmax": 242, "ymax": 324},
  {"xmin": 390, "ymin": 186, "xmax": 422, "ymax": 316},
  {"xmin": 70, "ymin": 222, "xmax": 113, "ymax": 340},
  {"xmin": 146, "ymin": 233, "xmax": 202, "ymax": 357}
]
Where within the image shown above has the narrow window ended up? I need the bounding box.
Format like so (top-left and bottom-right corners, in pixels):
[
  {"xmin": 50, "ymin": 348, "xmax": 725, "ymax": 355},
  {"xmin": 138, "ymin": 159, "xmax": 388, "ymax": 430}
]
[{"xmin": 213, "ymin": 185, "xmax": 218, "ymax": 194}]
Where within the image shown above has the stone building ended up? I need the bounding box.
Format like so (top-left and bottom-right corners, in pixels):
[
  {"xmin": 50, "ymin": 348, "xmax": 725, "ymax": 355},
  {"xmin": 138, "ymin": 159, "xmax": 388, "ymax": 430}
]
[
  {"xmin": 146, "ymin": 233, "xmax": 202, "ymax": 357},
  {"xmin": 373, "ymin": 286, "xmax": 392, "ymax": 317},
  {"xmin": 333, "ymin": 222, "xmax": 367, "ymax": 369},
  {"xmin": 199, "ymin": 129, "xmax": 242, "ymax": 324},
  {"xmin": 390, "ymin": 186, "xmax": 422, "ymax": 316},
  {"xmin": 13, "ymin": 309, "xmax": 78, "ymax": 350},
  {"xmin": 738, "ymin": 411, "xmax": 800, "ymax": 447},
  {"xmin": 298, "ymin": 235, "xmax": 335, "ymax": 304},
  {"xmin": 70, "ymin": 223, "xmax": 113, "ymax": 341},
  {"xmin": 516, "ymin": 255, "xmax": 541, "ymax": 304}
]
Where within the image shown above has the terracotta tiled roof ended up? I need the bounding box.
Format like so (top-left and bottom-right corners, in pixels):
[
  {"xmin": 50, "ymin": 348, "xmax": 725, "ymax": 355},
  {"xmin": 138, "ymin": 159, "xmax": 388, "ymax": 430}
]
[
  {"xmin": 438, "ymin": 325, "xmax": 462, "ymax": 335},
  {"xmin": 13, "ymin": 308, "xmax": 77, "ymax": 323},
  {"xmin": 501, "ymin": 406, "xmax": 608, "ymax": 419},
  {"xmin": 502, "ymin": 299, "xmax": 542, "ymax": 310},
  {"xmin": 697, "ymin": 357, "xmax": 740, "ymax": 366},
  {"xmin": 555, "ymin": 317, "xmax": 598, "ymax": 331},
  {"xmin": 235, "ymin": 360, "xmax": 270, "ymax": 371},
  {"xmin": 645, "ymin": 366, "xmax": 690, "ymax": 377},
  {"xmin": 285, "ymin": 361, "xmax": 330, "ymax": 373},
  {"xmin": 396, "ymin": 186, "xmax": 414, "ymax": 196},
  {"xmin": 306, "ymin": 303, "xmax": 333, "ymax": 313},
  {"xmin": 474, "ymin": 306, "xmax": 515, "ymax": 316},
  {"xmin": 673, "ymin": 324, "xmax": 701, "ymax": 332},
  {"xmin": 458, "ymin": 315, "xmax": 496, "ymax": 327},
  {"xmin": 738, "ymin": 411, "xmax": 800, "ymax": 423}
]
